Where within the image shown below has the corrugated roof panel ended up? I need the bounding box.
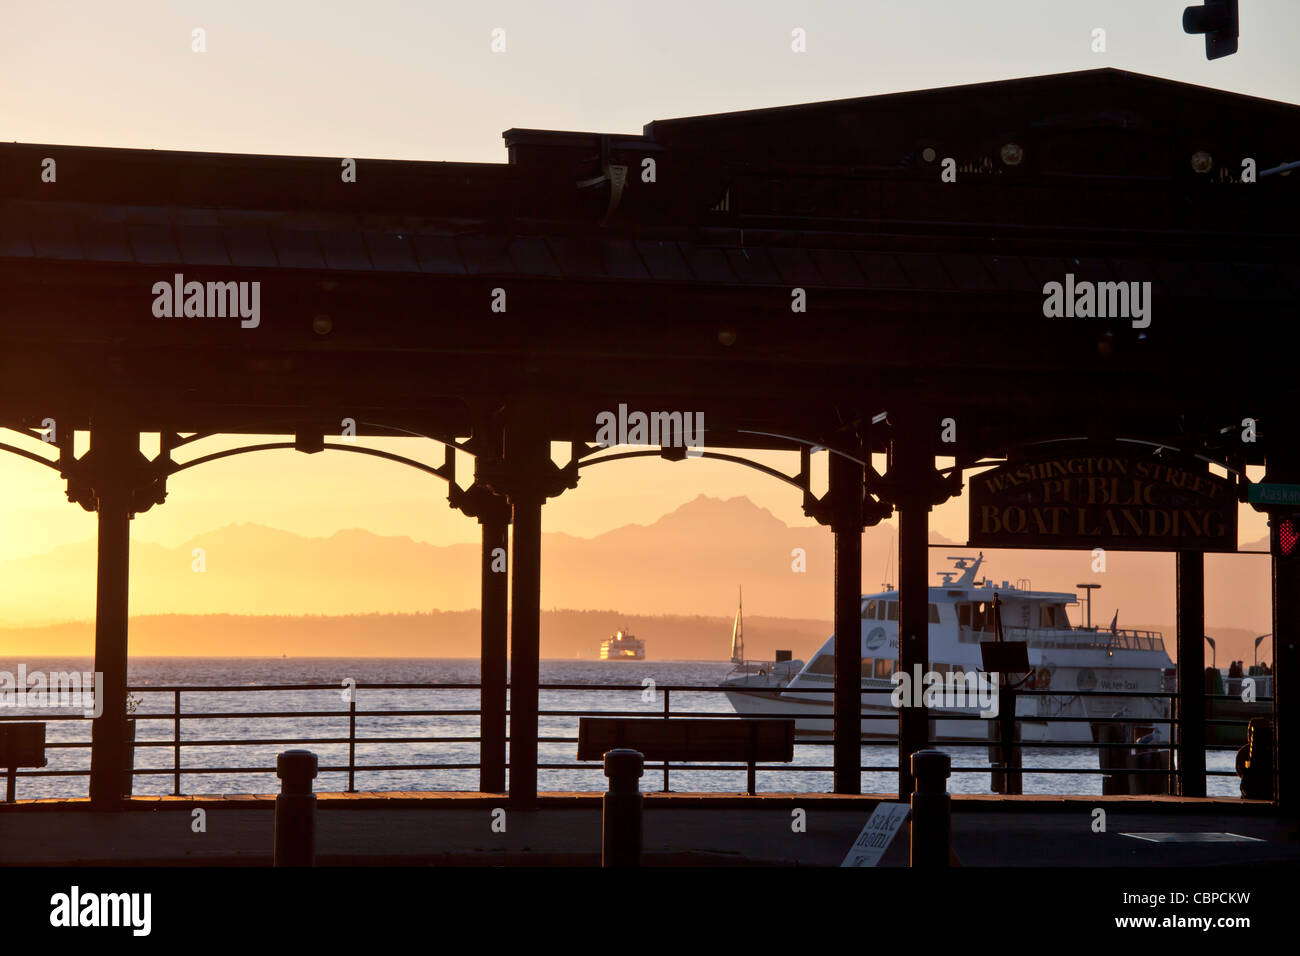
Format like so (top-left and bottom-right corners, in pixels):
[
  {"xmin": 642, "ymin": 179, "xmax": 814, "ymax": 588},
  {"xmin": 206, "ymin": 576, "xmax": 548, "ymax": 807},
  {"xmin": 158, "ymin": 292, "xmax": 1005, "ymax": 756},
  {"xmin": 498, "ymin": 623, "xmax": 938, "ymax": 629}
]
[
  {"xmin": 548, "ymin": 237, "xmax": 603, "ymax": 278},
  {"xmin": 104, "ymin": 204, "xmax": 172, "ymax": 226},
  {"xmin": 1020, "ymin": 257, "xmax": 1071, "ymax": 287},
  {"xmin": 30, "ymin": 220, "xmax": 84, "ymax": 260},
  {"xmin": 412, "ymin": 235, "xmax": 466, "ymax": 274},
  {"xmin": 981, "ymin": 255, "xmax": 1036, "ymax": 292},
  {"xmin": 509, "ymin": 237, "xmax": 561, "ymax": 276},
  {"xmin": 809, "ymin": 249, "xmax": 865, "ymax": 288},
  {"xmin": 79, "ymin": 221, "xmax": 133, "ymax": 263},
  {"xmin": 224, "ymin": 225, "xmax": 277, "ymax": 267},
  {"xmin": 1192, "ymin": 260, "xmax": 1238, "ymax": 298},
  {"xmin": 1150, "ymin": 259, "xmax": 1207, "ymax": 298},
  {"xmin": 457, "ymin": 236, "xmax": 515, "ymax": 275},
  {"xmin": 603, "ymin": 239, "xmax": 649, "ymax": 279},
  {"xmin": 270, "ymin": 229, "xmax": 326, "ymax": 269},
  {"xmin": 126, "ymin": 223, "xmax": 179, "ymax": 264},
  {"xmin": 170, "ymin": 207, "xmax": 223, "ymax": 227},
  {"xmin": 725, "ymin": 246, "xmax": 780, "ymax": 284},
  {"xmin": 767, "ymin": 247, "xmax": 824, "ymax": 286},
  {"xmin": 853, "ymin": 251, "xmax": 907, "ymax": 288},
  {"xmin": 940, "ymin": 254, "xmax": 997, "ymax": 291},
  {"xmin": 1279, "ymin": 263, "xmax": 1300, "ymax": 297},
  {"xmin": 635, "ymin": 240, "xmax": 692, "ymax": 281},
  {"xmin": 1230, "ymin": 262, "xmax": 1289, "ymax": 301},
  {"xmin": 895, "ymin": 254, "xmax": 953, "ymax": 290},
  {"xmin": 0, "ymin": 218, "xmax": 32, "ymax": 258},
  {"xmin": 681, "ymin": 246, "xmax": 735, "ymax": 283},
  {"xmin": 363, "ymin": 232, "xmax": 419, "ymax": 272},
  {"xmin": 317, "ymin": 231, "xmax": 373, "ymax": 271},
  {"xmin": 1071, "ymin": 257, "xmax": 1118, "ymax": 284},
  {"xmin": 175, "ymin": 224, "xmax": 231, "ymax": 266}
]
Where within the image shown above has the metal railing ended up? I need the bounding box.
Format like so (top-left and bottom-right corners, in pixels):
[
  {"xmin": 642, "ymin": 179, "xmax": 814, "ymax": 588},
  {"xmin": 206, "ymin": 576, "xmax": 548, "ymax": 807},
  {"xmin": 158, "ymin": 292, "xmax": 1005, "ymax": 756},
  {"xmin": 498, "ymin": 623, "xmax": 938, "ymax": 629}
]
[{"xmin": 0, "ymin": 681, "xmax": 1270, "ymax": 797}]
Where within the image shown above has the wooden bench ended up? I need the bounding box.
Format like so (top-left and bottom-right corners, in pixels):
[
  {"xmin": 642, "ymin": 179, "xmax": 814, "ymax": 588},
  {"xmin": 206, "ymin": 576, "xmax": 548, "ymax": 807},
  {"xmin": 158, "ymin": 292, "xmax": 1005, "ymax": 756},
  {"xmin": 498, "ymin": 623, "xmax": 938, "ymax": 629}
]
[
  {"xmin": 577, "ymin": 717, "xmax": 795, "ymax": 795},
  {"xmin": 0, "ymin": 723, "xmax": 46, "ymax": 802}
]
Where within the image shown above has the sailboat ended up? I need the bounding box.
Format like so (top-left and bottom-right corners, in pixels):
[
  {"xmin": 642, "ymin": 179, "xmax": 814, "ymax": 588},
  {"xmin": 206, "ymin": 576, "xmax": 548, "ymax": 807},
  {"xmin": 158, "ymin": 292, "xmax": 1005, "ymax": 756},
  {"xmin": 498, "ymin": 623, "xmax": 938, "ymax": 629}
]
[
  {"xmin": 724, "ymin": 587, "xmax": 803, "ymax": 687},
  {"xmin": 730, "ymin": 587, "xmax": 744, "ymax": 664}
]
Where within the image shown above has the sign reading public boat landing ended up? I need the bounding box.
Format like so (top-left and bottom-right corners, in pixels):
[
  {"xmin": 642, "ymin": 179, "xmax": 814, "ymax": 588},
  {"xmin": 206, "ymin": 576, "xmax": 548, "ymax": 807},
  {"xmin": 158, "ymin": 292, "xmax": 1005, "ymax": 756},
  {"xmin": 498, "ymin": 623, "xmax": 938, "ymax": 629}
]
[{"xmin": 968, "ymin": 453, "xmax": 1236, "ymax": 552}]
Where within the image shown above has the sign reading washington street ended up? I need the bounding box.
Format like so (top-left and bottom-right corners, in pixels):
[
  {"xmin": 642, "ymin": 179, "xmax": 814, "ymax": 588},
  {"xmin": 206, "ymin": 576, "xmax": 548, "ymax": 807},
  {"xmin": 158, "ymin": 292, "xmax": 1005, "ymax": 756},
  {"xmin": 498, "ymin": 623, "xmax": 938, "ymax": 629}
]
[{"xmin": 968, "ymin": 453, "xmax": 1237, "ymax": 552}]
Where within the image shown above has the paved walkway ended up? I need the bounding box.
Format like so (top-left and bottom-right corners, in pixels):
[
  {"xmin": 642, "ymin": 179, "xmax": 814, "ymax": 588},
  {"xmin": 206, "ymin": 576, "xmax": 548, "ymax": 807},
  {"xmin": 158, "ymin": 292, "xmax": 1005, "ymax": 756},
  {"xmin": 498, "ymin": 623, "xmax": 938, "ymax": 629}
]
[{"xmin": 1, "ymin": 793, "xmax": 1293, "ymax": 866}]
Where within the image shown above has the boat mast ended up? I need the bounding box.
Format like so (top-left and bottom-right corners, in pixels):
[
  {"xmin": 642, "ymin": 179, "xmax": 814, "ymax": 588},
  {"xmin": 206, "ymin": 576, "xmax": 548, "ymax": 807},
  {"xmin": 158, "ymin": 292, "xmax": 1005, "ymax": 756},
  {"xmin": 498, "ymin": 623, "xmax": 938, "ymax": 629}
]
[{"xmin": 731, "ymin": 586, "xmax": 744, "ymax": 663}]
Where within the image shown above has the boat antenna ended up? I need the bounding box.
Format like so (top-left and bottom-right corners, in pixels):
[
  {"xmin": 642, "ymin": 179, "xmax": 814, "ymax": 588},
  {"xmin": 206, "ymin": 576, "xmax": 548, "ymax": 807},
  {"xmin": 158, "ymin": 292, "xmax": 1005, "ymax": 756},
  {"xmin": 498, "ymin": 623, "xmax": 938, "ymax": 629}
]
[{"xmin": 882, "ymin": 528, "xmax": 895, "ymax": 590}]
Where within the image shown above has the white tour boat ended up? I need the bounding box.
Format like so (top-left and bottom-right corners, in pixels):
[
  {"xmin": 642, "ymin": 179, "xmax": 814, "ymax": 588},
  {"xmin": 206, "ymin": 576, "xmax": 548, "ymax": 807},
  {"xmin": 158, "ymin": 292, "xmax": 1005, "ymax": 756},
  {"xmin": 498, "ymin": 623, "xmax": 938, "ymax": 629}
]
[{"xmin": 723, "ymin": 554, "xmax": 1173, "ymax": 743}]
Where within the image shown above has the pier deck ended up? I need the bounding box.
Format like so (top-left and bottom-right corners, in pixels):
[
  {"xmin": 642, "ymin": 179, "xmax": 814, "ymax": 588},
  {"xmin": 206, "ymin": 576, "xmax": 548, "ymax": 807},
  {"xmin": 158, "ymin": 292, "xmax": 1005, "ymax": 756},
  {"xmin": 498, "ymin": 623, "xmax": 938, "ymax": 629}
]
[{"xmin": 1, "ymin": 794, "xmax": 1293, "ymax": 867}]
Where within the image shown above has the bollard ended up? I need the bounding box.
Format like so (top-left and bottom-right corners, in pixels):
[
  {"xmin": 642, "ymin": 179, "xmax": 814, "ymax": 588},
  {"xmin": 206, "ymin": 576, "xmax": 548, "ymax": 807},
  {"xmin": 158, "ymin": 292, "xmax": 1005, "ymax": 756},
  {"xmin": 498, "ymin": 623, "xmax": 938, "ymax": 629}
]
[
  {"xmin": 909, "ymin": 750, "xmax": 951, "ymax": 868},
  {"xmin": 274, "ymin": 749, "xmax": 318, "ymax": 867},
  {"xmin": 602, "ymin": 749, "xmax": 643, "ymax": 867},
  {"xmin": 1132, "ymin": 731, "xmax": 1170, "ymax": 795},
  {"xmin": 1237, "ymin": 719, "xmax": 1274, "ymax": 800}
]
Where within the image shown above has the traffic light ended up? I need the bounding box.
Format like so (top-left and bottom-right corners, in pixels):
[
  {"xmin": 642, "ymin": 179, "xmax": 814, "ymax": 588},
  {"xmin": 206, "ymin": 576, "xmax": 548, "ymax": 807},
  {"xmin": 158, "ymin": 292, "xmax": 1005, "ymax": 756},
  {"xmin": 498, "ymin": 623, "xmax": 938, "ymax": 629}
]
[
  {"xmin": 1183, "ymin": 0, "xmax": 1239, "ymax": 60},
  {"xmin": 1270, "ymin": 513, "xmax": 1300, "ymax": 557}
]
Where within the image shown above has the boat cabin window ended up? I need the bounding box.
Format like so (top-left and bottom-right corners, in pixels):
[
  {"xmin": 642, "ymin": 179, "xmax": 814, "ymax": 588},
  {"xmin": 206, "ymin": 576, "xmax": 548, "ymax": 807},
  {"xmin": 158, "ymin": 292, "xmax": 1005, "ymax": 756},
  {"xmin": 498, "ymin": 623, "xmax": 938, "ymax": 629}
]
[
  {"xmin": 874, "ymin": 659, "xmax": 894, "ymax": 680},
  {"xmin": 958, "ymin": 601, "xmax": 996, "ymax": 631},
  {"xmin": 1039, "ymin": 604, "xmax": 1065, "ymax": 627},
  {"xmin": 862, "ymin": 600, "xmax": 940, "ymax": 622}
]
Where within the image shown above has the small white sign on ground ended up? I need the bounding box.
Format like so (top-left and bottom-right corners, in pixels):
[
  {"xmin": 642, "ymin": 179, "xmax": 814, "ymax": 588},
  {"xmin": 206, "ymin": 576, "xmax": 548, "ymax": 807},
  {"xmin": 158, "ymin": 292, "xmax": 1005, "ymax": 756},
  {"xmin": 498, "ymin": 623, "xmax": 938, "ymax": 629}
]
[{"xmin": 841, "ymin": 801, "xmax": 910, "ymax": 867}]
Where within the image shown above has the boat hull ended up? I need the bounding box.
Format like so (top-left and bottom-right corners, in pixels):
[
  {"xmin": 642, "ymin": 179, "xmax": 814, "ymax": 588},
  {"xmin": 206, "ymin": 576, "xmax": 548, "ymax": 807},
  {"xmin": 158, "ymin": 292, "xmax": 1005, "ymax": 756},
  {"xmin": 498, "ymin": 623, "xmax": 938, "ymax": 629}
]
[{"xmin": 723, "ymin": 687, "xmax": 1163, "ymax": 744}]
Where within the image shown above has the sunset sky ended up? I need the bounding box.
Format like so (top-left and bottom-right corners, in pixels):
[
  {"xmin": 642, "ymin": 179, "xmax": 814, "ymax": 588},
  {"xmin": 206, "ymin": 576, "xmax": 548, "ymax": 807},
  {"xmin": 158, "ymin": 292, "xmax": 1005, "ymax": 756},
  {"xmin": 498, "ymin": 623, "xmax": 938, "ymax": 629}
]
[{"xmin": 0, "ymin": 2, "xmax": 1293, "ymax": 638}]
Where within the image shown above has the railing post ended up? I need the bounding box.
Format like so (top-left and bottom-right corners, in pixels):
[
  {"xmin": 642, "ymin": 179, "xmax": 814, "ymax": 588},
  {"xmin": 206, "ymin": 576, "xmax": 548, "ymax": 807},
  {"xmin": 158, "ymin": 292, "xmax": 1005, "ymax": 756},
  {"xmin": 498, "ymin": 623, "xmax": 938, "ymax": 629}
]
[
  {"xmin": 909, "ymin": 749, "xmax": 951, "ymax": 868},
  {"xmin": 662, "ymin": 687, "xmax": 670, "ymax": 793},
  {"xmin": 996, "ymin": 682, "xmax": 1021, "ymax": 795},
  {"xmin": 172, "ymin": 689, "xmax": 181, "ymax": 796},
  {"xmin": 348, "ymin": 695, "xmax": 357, "ymax": 793},
  {"xmin": 274, "ymin": 750, "xmax": 318, "ymax": 867},
  {"xmin": 602, "ymin": 749, "xmax": 643, "ymax": 867}
]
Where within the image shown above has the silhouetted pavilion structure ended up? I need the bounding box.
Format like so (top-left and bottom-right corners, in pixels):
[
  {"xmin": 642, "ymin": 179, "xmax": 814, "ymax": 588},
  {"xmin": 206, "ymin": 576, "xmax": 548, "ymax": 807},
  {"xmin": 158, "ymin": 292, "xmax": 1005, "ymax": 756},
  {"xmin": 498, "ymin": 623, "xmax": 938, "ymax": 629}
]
[{"xmin": 1, "ymin": 69, "xmax": 1297, "ymax": 807}]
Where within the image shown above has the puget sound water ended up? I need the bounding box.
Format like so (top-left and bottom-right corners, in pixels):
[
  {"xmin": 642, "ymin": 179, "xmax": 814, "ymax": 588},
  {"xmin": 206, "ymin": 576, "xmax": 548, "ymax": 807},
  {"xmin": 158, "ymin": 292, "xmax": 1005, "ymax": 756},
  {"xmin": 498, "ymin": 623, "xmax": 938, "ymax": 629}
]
[{"xmin": 0, "ymin": 656, "xmax": 1240, "ymax": 799}]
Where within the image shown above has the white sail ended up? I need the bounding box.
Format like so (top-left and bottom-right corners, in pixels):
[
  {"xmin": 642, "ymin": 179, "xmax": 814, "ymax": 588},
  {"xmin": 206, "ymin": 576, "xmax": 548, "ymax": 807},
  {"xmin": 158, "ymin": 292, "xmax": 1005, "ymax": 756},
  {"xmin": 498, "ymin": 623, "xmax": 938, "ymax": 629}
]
[{"xmin": 730, "ymin": 587, "xmax": 743, "ymax": 663}]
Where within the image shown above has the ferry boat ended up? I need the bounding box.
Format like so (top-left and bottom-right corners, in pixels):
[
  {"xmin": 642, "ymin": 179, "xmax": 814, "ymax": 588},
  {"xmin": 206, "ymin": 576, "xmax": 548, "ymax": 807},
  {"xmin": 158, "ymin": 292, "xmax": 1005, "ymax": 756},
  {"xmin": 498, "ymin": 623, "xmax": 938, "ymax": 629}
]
[
  {"xmin": 600, "ymin": 629, "xmax": 646, "ymax": 660},
  {"xmin": 723, "ymin": 554, "xmax": 1173, "ymax": 743}
]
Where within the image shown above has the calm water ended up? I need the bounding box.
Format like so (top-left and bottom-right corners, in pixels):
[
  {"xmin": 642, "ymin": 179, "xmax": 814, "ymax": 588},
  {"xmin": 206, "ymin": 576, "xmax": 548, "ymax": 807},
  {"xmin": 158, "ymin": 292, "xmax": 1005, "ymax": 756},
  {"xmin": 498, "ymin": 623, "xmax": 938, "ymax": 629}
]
[{"xmin": 0, "ymin": 657, "xmax": 1239, "ymax": 799}]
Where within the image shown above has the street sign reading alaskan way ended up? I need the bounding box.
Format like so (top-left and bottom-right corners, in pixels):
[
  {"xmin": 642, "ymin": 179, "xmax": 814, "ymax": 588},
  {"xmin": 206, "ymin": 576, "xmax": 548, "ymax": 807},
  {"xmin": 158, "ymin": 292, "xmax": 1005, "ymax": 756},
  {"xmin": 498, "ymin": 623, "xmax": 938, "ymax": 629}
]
[
  {"xmin": 968, "ymin": 452, "xmax": 1237, "ymax": 552},
  {"xmin": 1248, "ymin": 483, "xmax": 1300, "ymax": 507}
]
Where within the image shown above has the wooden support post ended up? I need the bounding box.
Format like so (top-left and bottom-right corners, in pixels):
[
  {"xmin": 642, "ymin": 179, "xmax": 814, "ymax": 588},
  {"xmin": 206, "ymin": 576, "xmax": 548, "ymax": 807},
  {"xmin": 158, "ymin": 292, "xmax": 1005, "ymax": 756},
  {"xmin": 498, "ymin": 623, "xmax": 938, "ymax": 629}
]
[
  {"xmin": 88, "ymin": 424, "xmax": 134, "ymax": 807},
  {"xmin": 897, "ymin": 489, "xmax": 931, "ymax": 797},
  {"xmin": 830, "ymin": 450, "xmax": 864, "ymax": 794},
  {"xmin": 501, "ymin": 418, "xmax": 551, "ymax": 809},
  {"xmin": 1176, "ymin": 550, "xmax": 1207, "ymax": 797},
  {"xmin": 480, "ymin": 510, "xmax": 510, "ymax": 794}
]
